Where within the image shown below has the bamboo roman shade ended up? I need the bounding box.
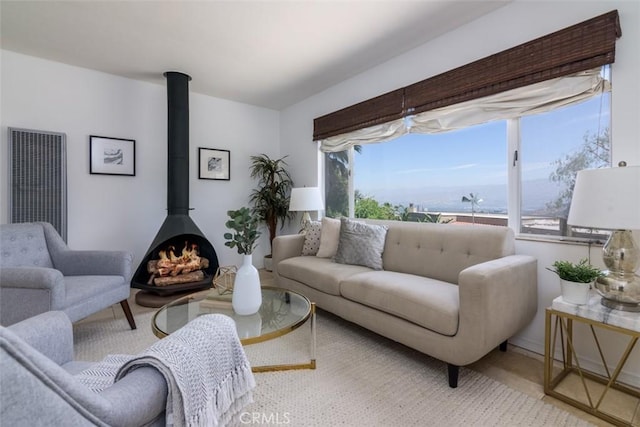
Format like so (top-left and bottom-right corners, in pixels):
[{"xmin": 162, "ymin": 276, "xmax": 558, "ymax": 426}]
[
  {"xmin": 313, "ymin": 89, "xmax": 404, "ymax": 141},
  {"xmin": 313, "ymin": 10, "xmax": 621, "ymax": 142}
]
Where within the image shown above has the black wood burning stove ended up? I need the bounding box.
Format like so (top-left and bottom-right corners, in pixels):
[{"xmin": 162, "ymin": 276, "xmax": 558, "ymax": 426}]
[{"xmin": 131, "ymin": 72, "xmax": 219, "ymax": 296}]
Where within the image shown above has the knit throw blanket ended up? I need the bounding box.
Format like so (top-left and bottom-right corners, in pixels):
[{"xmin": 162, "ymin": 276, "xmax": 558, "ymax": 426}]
[{"xmin": 76, "ymin": 314, "xmax": 255, "ymax": 427}]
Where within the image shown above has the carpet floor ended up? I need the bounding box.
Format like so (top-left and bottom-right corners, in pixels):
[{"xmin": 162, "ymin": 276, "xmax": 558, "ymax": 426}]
[{"xmin": 74, "ymin": 308, "xmax": 594, "ymax": 427}]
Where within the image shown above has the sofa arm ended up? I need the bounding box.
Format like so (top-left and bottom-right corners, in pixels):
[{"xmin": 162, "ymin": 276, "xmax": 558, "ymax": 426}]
[
  {"xmin": 458, "ymin": 255, "xmax": 538, "ymax": 350},
  {"xmin": 53, "ymin": 250, "xmax": 134, "ymax": 279},
  {"xmin": 7, "ymin": 311, "xmax": 74, "ymax": 365},
  {"xmin": 272, "ymin": 234, "xmax": 305, "ymax": 277}
]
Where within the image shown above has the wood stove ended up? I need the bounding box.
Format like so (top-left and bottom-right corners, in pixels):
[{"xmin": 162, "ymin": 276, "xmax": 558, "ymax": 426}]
[{"xmin": 131, "ymin": 72, "xmax": 219, "ymax": 296}]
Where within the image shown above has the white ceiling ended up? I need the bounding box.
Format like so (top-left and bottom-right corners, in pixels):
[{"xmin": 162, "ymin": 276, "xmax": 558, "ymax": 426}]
[{"xmin": 0, "ymin": 1, "xmax": 509, "ymax": 110}]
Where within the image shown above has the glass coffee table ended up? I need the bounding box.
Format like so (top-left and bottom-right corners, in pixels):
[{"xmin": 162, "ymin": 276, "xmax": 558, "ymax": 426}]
[{"xmin": 152, "ymin": 286, "xmax": 316, "ymax": 372}]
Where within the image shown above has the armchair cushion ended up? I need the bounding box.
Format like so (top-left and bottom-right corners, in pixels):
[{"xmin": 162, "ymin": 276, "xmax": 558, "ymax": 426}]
[{"xmin": 0, "ymin": 223, "xmax": 53, "ymax": 268}]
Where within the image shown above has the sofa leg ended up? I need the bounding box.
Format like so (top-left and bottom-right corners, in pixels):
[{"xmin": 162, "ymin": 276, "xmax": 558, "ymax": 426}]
[
  {"xmin": 447, "ymin": 364, "xmax": 459, "ymax": 388},
  {"xmin": 499, "ymin": 340, "xmax": 508, "ymax": 352},
  {"xmin": 120, "ymin": 300, "xmax": 137, "ymax": 330}
]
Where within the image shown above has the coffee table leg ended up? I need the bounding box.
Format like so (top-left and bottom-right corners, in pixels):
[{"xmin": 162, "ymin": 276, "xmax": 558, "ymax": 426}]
[
  {"xmin": 251, "ymin": 301, "xmax": 317, "ymax": 373},
  {"xmin": 310, "ymin": 302, "xmax": 316, "ymax": 369}
]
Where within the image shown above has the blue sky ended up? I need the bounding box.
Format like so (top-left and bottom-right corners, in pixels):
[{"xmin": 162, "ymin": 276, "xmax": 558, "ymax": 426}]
[{"xmin": 354, "ymin": 94, "xmax": 611, "ymax": 204}]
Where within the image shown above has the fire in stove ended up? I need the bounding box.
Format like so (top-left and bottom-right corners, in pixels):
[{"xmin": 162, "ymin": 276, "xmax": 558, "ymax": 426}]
[{"xmin": 146, "ymin": 241, "xmax": 210, "ymax": 287}]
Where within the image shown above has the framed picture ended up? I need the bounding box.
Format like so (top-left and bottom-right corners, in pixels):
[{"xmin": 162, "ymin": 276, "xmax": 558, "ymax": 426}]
[
  {"xmin": 89, "ymin": 135, "xmax": 136, "ymax": 176},
  {"xmin": 199, "ymin": 148, "xmax": 230, "ymax": 180}
]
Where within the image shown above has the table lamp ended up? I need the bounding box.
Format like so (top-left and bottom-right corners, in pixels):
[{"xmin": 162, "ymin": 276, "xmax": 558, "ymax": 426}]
[
  {"xmin": 289, "ymin": 187, "xmax": 324, "ymax": 230},
  {"xmin": 567, "ymin": 162, "xmax": 640, "ymax": 312}
]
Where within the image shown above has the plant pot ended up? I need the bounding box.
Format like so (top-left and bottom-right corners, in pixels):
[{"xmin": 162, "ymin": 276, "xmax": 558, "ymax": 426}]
[
  {"xmin": 232, "ymin": 254, "xmax": 262, "ymax": 315},
  {"xmin": 560, "ymin": 279, "xmax": 592, "ymax": 305},
  {"xmin": 263, "ymin": 254, "xmax": 273, "ymax": 272}
]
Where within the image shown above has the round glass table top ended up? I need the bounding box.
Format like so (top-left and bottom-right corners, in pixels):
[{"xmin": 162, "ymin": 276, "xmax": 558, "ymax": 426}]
[{"xmin": 152, "ymin": 286, "xmax": 312, "ymax": 344}]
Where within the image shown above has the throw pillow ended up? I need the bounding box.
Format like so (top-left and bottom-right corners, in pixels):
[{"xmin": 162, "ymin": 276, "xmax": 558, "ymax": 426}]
[
  {"xmin": 334, "ymin": 218, "xmax": 388, "ymax": 270},
  {"xmin": 316, "ymin": 217, "xmax": 341, "ymax": 258},
  {"xmin": 301, "ymin": 221, "xmax": 322, "ymax": 256}
]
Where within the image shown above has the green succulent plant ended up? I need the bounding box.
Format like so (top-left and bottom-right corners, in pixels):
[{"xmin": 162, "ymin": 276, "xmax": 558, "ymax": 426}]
[
  {"xmin": 223, "ymin": 207, "xmax": 261, "ymax": 255},
  {"xmin": 547, "ymin": 258, "xmax": 603, "ymax": 284}
]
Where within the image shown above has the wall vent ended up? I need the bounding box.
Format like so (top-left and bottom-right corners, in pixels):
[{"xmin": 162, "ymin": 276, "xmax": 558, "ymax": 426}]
[{"xmin": 9, "ymin": 127, "xmax": 68, "ymax": 241}]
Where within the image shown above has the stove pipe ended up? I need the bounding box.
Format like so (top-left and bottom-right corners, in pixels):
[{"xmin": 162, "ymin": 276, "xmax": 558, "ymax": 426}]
[{"xmin": 165, "ymin": 71, "xmax": 191, "ymax": 215}]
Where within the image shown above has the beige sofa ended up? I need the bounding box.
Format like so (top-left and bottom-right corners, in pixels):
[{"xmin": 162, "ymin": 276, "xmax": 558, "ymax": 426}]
[{"xmin": 272, "ymin": 219, "xmax": 537, "ymax": 387}]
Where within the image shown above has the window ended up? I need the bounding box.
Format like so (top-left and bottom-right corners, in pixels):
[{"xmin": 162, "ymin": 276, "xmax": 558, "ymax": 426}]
[
  {"xmin": 324, "ymin": 70, "xmax": 611, "ymax": 240},
  {"xmin": 520, "ymin": 92, "xmax": 611, "ymax": 238}
]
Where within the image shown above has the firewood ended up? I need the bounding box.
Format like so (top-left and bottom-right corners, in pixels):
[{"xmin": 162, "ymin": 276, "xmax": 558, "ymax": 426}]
[
  {"xmin": 154, "ymin": 270, "xmax": 204, "ymax": 286},
  {"xmin": 147, "ymin": 260, "xmax": 159, "ymax": 274}
]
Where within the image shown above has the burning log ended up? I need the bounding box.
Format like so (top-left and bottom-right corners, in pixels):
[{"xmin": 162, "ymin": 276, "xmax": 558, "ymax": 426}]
[
  {"xmin": 154, "ymin": 270, "xmax": 204, "ymax": 286},
  {"xmin": 146, "ymin": 241, "xmax": 210, "ymax": 286}
]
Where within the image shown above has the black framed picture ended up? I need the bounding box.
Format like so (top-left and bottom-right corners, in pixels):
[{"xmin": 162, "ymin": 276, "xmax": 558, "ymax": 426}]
[
  {"xmin": 199, "ymin": 148, "xmax": 230, "ymax": 180},
  {"xmin": 89, "ymin": 135, "xmax": 136, "ymax": 176}
]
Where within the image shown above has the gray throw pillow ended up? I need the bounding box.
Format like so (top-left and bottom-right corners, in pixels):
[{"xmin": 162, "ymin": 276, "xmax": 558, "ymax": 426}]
[{"xmin": 334, "ymin": 218, "xmax": 388, "ymax": 270}]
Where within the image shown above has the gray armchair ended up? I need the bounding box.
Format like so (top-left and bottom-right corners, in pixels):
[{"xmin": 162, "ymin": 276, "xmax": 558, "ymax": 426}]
[
  {"xmin": 1, "ymin": 311, "xmax": 168, "ymax": 426},
  {"xmin": 0, "ymin": 222, "xmax": 135, "ymax": 328}
]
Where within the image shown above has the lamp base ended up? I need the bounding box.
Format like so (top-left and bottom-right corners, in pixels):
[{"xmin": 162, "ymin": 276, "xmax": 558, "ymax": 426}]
[
  {"xmin": 599, "ymin": 297, "xmax": 640, "ymax": 312},
  {"xmin": 595, "ymin": 271, "xmax": 640, "ymax": 312}
]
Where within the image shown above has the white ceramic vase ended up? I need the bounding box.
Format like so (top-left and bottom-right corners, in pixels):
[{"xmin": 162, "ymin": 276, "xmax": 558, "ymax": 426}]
[
  {"xmin": 232, "ymin": 254, "xmax": 262, "ymax": 315},
  {"xmin": 560, "ymin": 279, "xmax": 592, "ymax": 305}
]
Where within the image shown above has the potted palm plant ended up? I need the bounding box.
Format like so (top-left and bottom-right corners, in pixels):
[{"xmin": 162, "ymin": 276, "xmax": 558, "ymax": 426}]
[
  {"xmin": 248, "ymin": 154, "xmax": 295, "ymax": 270},
  {"xmin": 224, "ymin": 207, "xmax": 262, "ymax": 315},
  {"xmin": 547, "ymin": 258, "xmax": 603, "ymax": 305}
]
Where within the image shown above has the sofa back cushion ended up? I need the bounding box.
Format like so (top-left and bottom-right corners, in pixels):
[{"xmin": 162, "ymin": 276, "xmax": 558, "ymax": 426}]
[
  {"xmin": 0, "ymin": 223, "xmax": 54, "ymax": 268},
  {"xmin": 365, "ymin": 220, "xmax": 514, "ymax": 284}
]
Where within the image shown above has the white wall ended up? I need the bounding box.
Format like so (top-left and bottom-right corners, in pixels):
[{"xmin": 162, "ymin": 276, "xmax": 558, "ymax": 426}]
[
  {"xmin": 280, "ymin": 0, "xmax": 640, "ymax": 385},
  {"xmin": 0, "ymin": 50, "xmax": 280, "ymax": 268}
]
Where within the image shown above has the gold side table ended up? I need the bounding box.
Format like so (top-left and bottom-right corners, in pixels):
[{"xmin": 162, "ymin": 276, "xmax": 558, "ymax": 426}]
[{"xmin": 544, "ymin": 295, "xmax": 640, "ymax": 426}]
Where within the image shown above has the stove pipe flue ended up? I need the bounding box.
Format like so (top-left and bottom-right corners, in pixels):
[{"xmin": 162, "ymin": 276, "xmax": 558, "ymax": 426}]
[{"xmin": 164, "ymin": 71, "xmax": 192, "ymax": 215}]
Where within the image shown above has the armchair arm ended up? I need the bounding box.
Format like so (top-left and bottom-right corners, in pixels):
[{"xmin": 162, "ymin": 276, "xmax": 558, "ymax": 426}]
[
  {"xmin": 7, "ymin": 311, "xmax": 74, "ymax": 365},
  {"xmin": 457, "ymin": 255, "xmax": 537, "ymax": 359},
  {"xmin": 272, "ymin": 234, "xmax": 305, "ymax": 277},
  {"xmin": 0, "ymin": 267, "xmax": 67, "ymax": 320},
  {"xmin": 99, "ymin": 367, "xmax": 168, "ymax": 427},
  {"xmin": 53, "ymin": 250, "xmax": 134, "ymax": 279}
]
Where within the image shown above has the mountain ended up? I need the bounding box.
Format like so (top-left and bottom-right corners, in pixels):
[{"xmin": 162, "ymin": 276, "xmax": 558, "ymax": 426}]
[{"xmin": 360, "ymin": 178, "xmax": 563, "ymax": 215}]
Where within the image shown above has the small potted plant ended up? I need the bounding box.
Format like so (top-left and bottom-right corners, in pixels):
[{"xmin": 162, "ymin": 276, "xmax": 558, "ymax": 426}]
[
  {"xmin": 224, "ymin": 207, "xmax": 261, "ymax": 256},
  {"xmin": 547, "ymin": 258, "xmax": 603, "ymax": 305},
  {"xmin": 224, "ymin": 207, "xmax": 262, "ymax": 315}
]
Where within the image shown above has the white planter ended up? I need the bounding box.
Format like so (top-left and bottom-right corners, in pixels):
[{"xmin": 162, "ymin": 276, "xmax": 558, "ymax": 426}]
[
  {"xmin": 235, "ymin": 312, "xmax": 262, "ymax": 339},
  {"xmin": 263, "ymin": 255, "xmax": 273, "ymax": 272},
  {"xmin": 232, "ymin": 254, "xmax": 262, "ymax": 315},
  {"xmin": 560, "ymin": 279, "xmax": 592, "ymax": 305}
]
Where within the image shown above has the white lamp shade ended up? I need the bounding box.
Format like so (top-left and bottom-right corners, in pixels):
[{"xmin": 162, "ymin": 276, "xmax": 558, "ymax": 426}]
[
  {"xmin": 289, "ymin": 187, "xmax": 324, "ymax": 212},
  {"xmin": 567, "ymin": 165, "xmax": 640, "ymax": 230}
]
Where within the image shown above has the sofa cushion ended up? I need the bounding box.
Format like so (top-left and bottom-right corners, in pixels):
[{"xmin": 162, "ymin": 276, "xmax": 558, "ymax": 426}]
[
  {"xmin": 277, "ymin": 256, "xmax": 371, "ymax": 296},
  {"xmin": 340, "ymin": 271, "xmax": 459, "ymax": 336},
  {"xmin": 301, "ymin": 221, "xmax": 322, "ymax": 256},
  {"xmin": 334, "ymin": 218, "xmax": 388, "ymax": 270},
  {"xmin": 364, "ymin": 220, "xmax": 514, "ymax": 284},
  {"xmin": 316, "ymin": 217, "xmax": 341, "ymax": 258}
]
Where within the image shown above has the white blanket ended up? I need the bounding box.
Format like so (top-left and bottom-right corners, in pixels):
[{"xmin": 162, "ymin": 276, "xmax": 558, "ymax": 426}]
[{"xmin": 77, "ymin": 314, "xmax": 255, "ymax": 427}]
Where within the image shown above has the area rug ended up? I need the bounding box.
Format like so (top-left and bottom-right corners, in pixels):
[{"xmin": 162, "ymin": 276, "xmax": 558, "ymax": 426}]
[{"xmin": 74, "ymin": 310, "xmax": 593, "ymax": 427}]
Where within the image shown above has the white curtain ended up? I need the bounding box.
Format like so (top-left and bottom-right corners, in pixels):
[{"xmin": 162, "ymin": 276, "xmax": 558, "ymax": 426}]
[
  {"xmin": 318, "ymin": 67, "xmax": 608, "ymax": 152},
  {"xmin": 319, "ymin": 118, "xmax": 407, "ymax": 153},
  {"xmin": 409, "ymin": 68, "xmax": 608, "ymax": 134}
]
